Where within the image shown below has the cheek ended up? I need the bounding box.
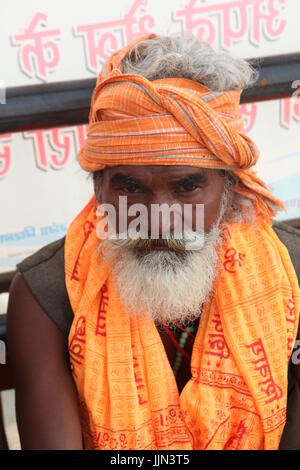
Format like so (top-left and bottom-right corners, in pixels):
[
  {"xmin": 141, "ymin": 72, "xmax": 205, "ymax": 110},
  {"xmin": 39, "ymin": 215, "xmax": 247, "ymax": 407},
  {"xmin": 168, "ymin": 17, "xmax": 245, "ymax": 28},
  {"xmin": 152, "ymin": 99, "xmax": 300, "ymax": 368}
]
[
  {"xmin": 99, "ymin": 188, "xmax": 145, "ymax": 235},
  {"xmin": 203, "ymin": 183, "xmax": 224, "ymax": 232},
  {"xmin": 97, "ymin": 187, "xmax": 122, "ymax": 231},
  {"xmin": 187, "ymin": 181, "xmax": 224, "ymax": 232},
  {"xmin": 203, "ymin": 196, "xmax": 223, "ymax": 232}
]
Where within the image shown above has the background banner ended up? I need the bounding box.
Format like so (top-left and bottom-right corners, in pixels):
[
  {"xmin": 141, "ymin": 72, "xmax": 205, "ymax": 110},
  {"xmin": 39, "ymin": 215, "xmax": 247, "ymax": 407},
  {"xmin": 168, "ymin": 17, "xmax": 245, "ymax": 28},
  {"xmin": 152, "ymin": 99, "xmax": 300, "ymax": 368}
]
[{"xmin": 0, "ymin": 0, "xmax": 299, "ymax": 272}]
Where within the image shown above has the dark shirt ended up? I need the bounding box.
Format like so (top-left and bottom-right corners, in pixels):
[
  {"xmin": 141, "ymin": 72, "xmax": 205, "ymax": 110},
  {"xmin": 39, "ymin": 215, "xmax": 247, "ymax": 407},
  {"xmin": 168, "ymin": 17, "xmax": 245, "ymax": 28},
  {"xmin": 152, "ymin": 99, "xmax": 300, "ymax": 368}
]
[{"xmin": 16, "ymin": 221, "xmax": 300, "ymax": 449}]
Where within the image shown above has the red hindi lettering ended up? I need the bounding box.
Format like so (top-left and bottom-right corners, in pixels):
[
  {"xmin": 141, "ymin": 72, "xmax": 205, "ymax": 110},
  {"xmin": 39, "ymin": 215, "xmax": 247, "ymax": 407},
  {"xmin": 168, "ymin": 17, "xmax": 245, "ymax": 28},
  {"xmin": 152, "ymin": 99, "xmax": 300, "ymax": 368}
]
[
  {"xmin": 280, "ymin": 97, "xmax": 300, "ymax": 129},
  {"xmin": 69, "ymin": 316, "xmax": 86, "ymax": 376},
  {"xmin": 245, "ymin": 338, "xmax": 265, "ymax": 357},
  {"xmin": 250, "ymin": 0, "xmax": 287, "ymax": 46},
  {"xmin": 74, "ymin": 0, "xmax": 155, "ymax": 74},
  {"xmin": 12, "ymin": 12, "xmax": 61, "ymax": 81},
  {"xmin": 24, "ymin": 128, "xmax": 77, "ymax": 171},
  {"xmin": 71, "ymin": 220, "xmax": 96, "ymax": 281},
  {"xmin": 223, "ymin": 247, "xmax": 246, "ymax": 273},
  {"xmin": 205, "ymin": 333, "xmax": 230, "ymax": 359},
  {"xmin": 95, "ymin": 284, "xmax": 109, "ymax": 336},
  {"xmin": 48, "ymin": 129, "xmax": 72, "ymax": 168},
  {"xmin": 240, "ymin": 103, "xmax": 258, "ymax": 133},
  {"xmin": 174, "ymin": 0, "xmax": 286, "ymax": 50},
  {"xmin": 0, "ymin": 134, "xmax": 12, "ymax": 178}
]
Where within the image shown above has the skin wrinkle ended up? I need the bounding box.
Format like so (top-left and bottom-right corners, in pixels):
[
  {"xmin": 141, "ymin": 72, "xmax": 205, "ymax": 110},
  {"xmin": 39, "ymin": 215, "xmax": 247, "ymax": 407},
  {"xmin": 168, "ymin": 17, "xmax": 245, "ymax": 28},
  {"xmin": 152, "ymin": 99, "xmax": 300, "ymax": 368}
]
[
  {"xmin": 94, "ymin": 164, "xmax": 232, "ymax": 325},
  {"xmin": 96, "ymin": 165, "xmax": 225, "ymax": 234}
]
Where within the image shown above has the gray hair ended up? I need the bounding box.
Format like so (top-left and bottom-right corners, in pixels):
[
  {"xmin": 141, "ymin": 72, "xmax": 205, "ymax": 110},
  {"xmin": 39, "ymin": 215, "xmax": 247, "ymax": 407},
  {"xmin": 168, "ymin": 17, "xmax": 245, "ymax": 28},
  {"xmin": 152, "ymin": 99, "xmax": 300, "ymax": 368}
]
[
  {"xmin": 122, "ymin": 33, "xmax": 258, "ymax": 92},
  {"xmin": 222, "ymin": 171, "xmax": 255, "ymax": 224}
]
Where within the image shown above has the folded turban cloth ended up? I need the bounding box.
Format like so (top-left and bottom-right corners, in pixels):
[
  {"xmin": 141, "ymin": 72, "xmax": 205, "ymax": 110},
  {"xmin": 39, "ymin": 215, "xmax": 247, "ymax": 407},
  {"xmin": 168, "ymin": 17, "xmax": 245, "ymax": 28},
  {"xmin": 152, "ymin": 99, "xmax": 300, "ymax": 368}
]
[{"xmin": 79, "ymin": 33, "xmax": 284, "ymax": 219}]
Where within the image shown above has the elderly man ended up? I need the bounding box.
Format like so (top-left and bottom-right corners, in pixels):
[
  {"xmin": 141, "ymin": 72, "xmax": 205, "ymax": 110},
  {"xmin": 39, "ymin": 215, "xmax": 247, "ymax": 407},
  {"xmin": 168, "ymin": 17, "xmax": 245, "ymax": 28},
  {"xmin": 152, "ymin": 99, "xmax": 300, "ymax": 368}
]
[{"xmin": 7, "ymin": 33, "xmax": 300, "ymax": 450}]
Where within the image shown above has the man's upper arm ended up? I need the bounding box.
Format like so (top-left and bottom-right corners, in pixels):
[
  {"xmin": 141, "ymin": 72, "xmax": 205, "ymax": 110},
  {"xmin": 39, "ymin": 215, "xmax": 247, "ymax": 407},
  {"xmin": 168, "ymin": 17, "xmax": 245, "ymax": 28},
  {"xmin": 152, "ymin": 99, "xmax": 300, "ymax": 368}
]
[
  {"xmin": 6, "ymin": 272, "xmax": 83, "ymax": 449},
  {"xmin": 295, "ymin": 318, "xmax": 300, "ymax": 388}
]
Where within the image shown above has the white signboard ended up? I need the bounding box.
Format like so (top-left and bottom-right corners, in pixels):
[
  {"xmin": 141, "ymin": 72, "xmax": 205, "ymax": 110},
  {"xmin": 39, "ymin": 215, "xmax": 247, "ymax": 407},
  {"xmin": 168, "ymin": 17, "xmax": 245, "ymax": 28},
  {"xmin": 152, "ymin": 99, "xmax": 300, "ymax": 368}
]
[{"xmin": 0, "ymin": 0, "xmax": 300, "ymax": 272}]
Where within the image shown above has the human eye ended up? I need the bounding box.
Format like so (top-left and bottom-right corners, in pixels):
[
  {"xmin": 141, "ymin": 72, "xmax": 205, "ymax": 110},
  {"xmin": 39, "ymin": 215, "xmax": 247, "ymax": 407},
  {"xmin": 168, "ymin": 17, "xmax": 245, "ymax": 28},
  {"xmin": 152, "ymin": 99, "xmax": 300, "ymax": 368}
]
[
  {"xmin": 174, "ymin": 175, "xmax": 207, "ymax": 193},
  {"xmin": 120, "ymin": 183, "xmax": 143, "ymax": 194},
  {"xmin": 175, "ymin": 183, "xmax": 198, "ymax": 192}
]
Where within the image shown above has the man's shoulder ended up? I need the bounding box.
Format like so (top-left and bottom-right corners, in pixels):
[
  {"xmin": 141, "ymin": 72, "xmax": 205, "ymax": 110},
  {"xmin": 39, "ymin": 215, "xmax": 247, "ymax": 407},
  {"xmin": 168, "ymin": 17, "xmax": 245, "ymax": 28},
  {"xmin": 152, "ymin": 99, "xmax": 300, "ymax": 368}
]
[
  {"xmin": 272, "ymin": 220, "xmax": 300, "ymax": 241},
  {"xmin": 15, "ymin": 236, "xmax": 73, "ymax": 339},
  {"xmin": 16, "ymin": 236, "xmax": 66, "ymax": 274},
  {"xmin": 272, "ymin": 221, "xmax": 300, "ymax": 282}
]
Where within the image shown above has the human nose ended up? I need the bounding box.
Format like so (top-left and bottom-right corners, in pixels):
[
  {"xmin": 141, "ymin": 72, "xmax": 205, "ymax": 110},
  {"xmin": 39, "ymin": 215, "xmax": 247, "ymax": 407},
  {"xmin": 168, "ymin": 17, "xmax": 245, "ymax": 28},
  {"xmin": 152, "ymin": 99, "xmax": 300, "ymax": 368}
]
[{"xmin": 146, "ymin": 192, "xmax": 182, "ymax": 238}]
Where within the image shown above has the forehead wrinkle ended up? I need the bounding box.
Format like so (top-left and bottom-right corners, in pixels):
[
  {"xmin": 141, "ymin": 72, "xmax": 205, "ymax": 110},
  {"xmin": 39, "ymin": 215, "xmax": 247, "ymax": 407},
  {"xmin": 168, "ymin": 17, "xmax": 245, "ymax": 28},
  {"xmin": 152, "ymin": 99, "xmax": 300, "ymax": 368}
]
[
  {"xmin": 109, "ymin": 172, "xmax": 144, "ymax": 186},
  {"xmin": 174, "ymin": 173, "xmax": 207, "ymax": 184},
  {"xmin": 106, "ymin": 165, "xmax": 211, "ymax": 189}
]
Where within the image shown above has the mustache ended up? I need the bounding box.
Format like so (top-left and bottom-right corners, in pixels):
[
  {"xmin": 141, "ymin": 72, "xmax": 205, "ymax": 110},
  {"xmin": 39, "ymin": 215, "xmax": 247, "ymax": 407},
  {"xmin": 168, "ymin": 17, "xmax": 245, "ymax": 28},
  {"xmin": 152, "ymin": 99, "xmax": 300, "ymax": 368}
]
[{"xmin": 105, "ymin": 228, "xmax": 205, "ymax": 252}]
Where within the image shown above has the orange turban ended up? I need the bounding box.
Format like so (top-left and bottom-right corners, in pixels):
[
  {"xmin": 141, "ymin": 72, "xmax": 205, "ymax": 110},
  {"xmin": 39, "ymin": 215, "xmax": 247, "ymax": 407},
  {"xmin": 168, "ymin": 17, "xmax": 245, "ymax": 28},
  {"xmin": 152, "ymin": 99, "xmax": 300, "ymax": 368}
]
[{"xmin": 79, "ymin": 33, "xmax": 284, "ymax": 219}]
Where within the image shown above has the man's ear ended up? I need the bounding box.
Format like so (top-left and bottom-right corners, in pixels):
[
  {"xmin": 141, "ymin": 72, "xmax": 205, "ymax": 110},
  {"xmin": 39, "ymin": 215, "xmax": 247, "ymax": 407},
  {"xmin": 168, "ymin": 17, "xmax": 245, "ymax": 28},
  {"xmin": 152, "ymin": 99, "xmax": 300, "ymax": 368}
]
[
  {"xmin": 92, "ymin": 173, "xmax": 98, "ymax": 199},
  {"xmin": 93, "ymin": 170, "xmax": 104, "ymax": 202},
  {"xmin": 220, "ymin": 169, "xmax": 236, "ymax": 218},
  {"xmin": 226, "ymin": 182, "xmax": 235, "ymax": 207}
]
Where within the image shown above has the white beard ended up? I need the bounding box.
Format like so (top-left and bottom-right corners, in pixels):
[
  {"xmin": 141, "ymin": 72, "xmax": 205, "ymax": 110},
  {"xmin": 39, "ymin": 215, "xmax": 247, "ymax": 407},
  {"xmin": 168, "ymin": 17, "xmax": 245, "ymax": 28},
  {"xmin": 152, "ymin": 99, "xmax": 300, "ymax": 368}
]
[
  {"xmin": 97, "ymin": 180, "xmax": 231, "ymax": 326},
  {"xmin": 98, "ymin": 223, "xmax": 222, "ymax": 326}
]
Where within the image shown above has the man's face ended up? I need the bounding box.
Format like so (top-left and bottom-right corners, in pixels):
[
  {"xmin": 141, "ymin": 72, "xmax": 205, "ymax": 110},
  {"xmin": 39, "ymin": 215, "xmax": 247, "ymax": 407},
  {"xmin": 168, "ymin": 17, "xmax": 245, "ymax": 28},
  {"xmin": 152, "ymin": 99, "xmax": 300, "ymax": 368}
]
[
  {"xmin": 98, "ymin": 165, "xmax": 225, "ymax": 236},
  {"xmin": 96, "ymin": 165, "xmax": 227, "ymax": 324}
]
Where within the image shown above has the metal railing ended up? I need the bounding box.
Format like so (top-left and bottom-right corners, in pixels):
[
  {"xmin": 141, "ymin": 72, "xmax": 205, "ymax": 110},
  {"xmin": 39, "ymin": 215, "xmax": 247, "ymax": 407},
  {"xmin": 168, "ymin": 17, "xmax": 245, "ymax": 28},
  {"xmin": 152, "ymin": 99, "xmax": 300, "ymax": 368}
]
[{"xmin": 1, "ymin": 52, "xmax": 300, "ymax": 133}]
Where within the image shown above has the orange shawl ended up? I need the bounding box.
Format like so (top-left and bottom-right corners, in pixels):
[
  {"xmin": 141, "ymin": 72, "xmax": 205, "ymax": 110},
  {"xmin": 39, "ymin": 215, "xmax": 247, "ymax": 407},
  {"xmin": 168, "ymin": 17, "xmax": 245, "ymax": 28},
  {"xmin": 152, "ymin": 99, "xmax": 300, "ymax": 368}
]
[
  {"xmin": 65, "ymin": 34, "xmax": 299, "ymax": 449},
  {"xmin": 65, "ymin": 196, "xmax": 300, "ymax": 450}
]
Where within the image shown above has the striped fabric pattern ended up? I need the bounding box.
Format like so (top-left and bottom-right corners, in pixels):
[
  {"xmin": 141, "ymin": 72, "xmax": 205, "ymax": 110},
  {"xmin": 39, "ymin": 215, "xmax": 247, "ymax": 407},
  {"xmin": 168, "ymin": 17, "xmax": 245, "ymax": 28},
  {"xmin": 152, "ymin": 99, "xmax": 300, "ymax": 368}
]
[{"xmin": 79, "ymin": 33, "xmax": 284, "ymax": 218}]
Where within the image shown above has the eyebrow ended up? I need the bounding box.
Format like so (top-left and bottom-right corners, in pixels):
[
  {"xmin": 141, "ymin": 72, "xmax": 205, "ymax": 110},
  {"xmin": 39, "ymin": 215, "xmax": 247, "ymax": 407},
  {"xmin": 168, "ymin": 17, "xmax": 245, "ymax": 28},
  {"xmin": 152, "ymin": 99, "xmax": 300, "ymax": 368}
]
[
  {"xmin": 174, "ymin": 173, "xmax": 207, "ymax": 185},
  {"xmin": 109, "ymin": 171, "xmax": 207, "ymax": 187},
  {"xmin": 109, "ymin": 173, "xmax": 143, "ymax": 186}
]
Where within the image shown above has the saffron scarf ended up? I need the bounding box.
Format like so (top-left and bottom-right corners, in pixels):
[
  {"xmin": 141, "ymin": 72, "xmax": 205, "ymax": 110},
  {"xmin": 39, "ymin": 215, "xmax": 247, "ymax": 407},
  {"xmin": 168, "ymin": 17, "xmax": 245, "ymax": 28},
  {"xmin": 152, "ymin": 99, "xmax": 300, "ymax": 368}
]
[{"xmin": 65, "ymin": 195, "xmax": 300, "ymax": 450}]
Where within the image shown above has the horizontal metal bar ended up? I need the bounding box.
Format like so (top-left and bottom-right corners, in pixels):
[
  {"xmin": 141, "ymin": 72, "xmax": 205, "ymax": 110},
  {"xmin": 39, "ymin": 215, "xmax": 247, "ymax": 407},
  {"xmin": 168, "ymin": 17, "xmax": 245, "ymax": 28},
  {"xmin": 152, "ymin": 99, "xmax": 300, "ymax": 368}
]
[
  {"xmin": 0, "ymin": 52, "xmax": 300, "ymax": 134},
  {"xmin": 0, "ymin": 314, "xmax": 6, "ymax": 343},
  {"xmin": 244, "ymin": 52, "xmax": 300, "ymax": 102},
  {"xmin": 0, "ymin": 78, "xmax": 95, "ymax": 134}
]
